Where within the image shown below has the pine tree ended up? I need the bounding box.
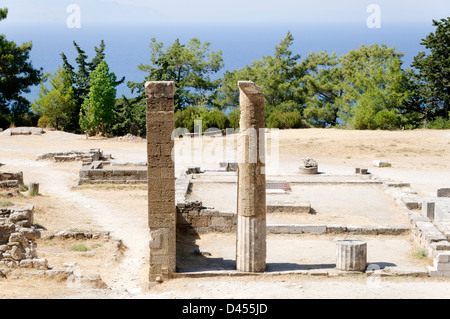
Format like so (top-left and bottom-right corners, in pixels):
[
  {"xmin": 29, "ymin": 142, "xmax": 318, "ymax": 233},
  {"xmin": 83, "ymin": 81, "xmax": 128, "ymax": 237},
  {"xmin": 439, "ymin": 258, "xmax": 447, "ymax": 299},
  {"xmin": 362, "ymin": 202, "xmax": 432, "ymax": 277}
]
[
  {"xmin": 61, "ymin": 40, "xmax": 124, "ymax": 132},
  {"xmin": 79, "ymin": 61, "xmax": 117, "ymax": 136},
  {"xmin": 411, "ymin": 17, "xmax": 450, "ymax": 125}
]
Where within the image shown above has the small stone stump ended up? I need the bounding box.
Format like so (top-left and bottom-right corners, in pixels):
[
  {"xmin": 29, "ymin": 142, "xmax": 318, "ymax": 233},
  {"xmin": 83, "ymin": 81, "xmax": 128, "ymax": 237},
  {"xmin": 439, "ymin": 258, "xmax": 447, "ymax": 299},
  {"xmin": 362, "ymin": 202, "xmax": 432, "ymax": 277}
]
[
  {"xmin": 336, "ymin": 239, "xmax": 367, "ymax": 271},
  {"xmin": 29, "ymin": 182, "xmax": 39, "ymax": 196}
]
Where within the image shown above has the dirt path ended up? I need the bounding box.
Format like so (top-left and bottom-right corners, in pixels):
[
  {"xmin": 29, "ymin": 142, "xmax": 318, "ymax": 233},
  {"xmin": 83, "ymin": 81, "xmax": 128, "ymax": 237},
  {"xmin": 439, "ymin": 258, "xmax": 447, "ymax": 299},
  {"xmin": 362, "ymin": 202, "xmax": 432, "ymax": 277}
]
[
  {"xmin": 44, "ymin": 168, "xmax": 147, "ymax": 294},
  {"xmin": 2, "ymin": 159, "xmax": 148, "ymax": 297}
]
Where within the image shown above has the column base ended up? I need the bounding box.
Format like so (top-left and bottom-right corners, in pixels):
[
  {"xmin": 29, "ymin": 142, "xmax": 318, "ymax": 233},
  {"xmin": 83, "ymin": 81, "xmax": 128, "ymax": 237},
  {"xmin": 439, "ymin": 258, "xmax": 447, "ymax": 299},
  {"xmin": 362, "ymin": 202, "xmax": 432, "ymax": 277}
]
[{"xmin": 236, "ymin": 215, "xmax": 266, "ymax": 272}]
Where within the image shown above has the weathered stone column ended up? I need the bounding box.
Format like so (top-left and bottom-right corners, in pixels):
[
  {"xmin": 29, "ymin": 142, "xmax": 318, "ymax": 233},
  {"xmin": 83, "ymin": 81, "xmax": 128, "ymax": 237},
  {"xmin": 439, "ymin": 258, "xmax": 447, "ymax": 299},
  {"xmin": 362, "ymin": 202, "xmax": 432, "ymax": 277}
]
[
  {"xmin": 146, "ymin": 81, "xmax": 176, "ymax": 283},
  {"xmin": 236, "ymin": 81, "xmax": 266, "ymax": 272},
  {"xmin": 336, "ymin": 240, "xmax": 367, "ymax": 271}
]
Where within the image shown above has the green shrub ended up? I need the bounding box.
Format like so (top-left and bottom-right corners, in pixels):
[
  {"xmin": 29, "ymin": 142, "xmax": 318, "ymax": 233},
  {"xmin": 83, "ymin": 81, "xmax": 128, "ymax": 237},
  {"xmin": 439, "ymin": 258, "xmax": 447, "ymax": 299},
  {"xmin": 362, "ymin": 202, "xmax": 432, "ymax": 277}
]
[
  {"xmin": 266, "ymin": 111, "xmax": 306, "ymax": 129},
  {"xmin": 69, "ymin": 244, "xmax": 89, "ymax": 252},
  {"xmin": 372, "ymin": 109, "xmax": 402, "ymax": 130},
  {"xmin": 412, "ymin": 248, "xmax": 427, "ymax": 259},
  {"xmin": 175, "ymin": 106, "xmax": 230, "ymax": 132},
  {"xmin": 0, "ymin": 113, "xmax": 11, "ymax": 129},
  {"xmin": 204, "ymin": 110, "xmax": 229, "ymax": 130},
  {"xmin": 37, "ymin": 115, "xmax": 52, "ymax": 128},
  {"xmin": 175, "ymin": 106, "xmax": 200, "ymax": 132},
  {"xmin": 427, "ymin": 116, "xmax": 450, "ymax": 129},
  {"xmin": 10, "ymin": 114, "xmax": 34, "ymax": 127},
  {"xmin": 227, "ymin": 108, "xmax": 240, "ymax": 129}
]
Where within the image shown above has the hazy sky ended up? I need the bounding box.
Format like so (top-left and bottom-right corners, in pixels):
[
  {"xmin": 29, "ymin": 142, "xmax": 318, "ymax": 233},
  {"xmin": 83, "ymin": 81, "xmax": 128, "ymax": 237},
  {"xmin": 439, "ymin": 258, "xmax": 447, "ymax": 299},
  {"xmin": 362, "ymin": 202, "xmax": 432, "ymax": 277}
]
[{"xmin": 2, "ymin": 0, "xmax": 449, "ymax": 27}]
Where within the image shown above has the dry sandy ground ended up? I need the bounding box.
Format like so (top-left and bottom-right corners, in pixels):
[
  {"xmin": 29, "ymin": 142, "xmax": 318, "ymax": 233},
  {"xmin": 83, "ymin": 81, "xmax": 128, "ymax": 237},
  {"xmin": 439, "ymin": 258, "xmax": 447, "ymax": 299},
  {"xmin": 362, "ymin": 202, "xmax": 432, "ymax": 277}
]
[{"xmin": 0, "ymin": 128, "xmax": 449, "ymax": 299}]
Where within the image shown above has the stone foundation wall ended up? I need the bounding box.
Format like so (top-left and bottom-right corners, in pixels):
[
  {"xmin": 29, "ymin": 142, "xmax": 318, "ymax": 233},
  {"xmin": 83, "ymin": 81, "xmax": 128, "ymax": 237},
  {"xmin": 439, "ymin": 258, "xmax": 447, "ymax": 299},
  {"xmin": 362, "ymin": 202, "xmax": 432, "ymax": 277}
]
[
  {"xmin": 0, "ymin": 206, "xmax": 47, "ymax": 269},
  {"xmin": 266, "ymin": 202, "xmax": 311, "ymax": 214},
  {"xmin": 78, "ymin": 168, "xmax": 147, "ymax": 185},
  {"xmin": 176, "ymin": 200, "xmax": 236, "ymax": 235},
  {"xmin": 0, "ymin": 171, "xmax": 24, "ymax": 192},
  {"xmin": 430, "ymin": 252, "xmax": 450, "ymax": 277},
  {"xmin": 37, "ymin": 149, "xmax": 111, "ymax": 166},
  {"xmin": 0, "ymin": 171, "xmax": 24, "ymax": 185},
  {"xmin": 382, "ymin": 179, "xmax": 450, "ymax": 277}
]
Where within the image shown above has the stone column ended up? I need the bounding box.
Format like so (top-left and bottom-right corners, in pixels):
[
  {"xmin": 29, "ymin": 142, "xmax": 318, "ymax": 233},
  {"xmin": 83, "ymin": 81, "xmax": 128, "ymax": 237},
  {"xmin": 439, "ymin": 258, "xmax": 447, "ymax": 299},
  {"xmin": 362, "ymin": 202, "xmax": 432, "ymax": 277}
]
[
  {"xmin": 146, "ymin": 81, "xmax": 176, "ymax": 283},
  {"xmin": 236, "ymin": 81, "xmax": 266, "ymax": 272},
  {"xmin": 336, "ymin": 240, "xmax": 367, "ymax": 271}
]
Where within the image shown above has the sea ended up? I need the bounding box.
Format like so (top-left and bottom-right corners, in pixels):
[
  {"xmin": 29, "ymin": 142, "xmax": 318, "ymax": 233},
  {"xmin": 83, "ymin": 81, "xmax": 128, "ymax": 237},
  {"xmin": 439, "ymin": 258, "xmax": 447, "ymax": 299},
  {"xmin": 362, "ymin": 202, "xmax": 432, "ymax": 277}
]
[{"xmin": 1, "ymin": 21, "xmax": 438, "ymax": 103}]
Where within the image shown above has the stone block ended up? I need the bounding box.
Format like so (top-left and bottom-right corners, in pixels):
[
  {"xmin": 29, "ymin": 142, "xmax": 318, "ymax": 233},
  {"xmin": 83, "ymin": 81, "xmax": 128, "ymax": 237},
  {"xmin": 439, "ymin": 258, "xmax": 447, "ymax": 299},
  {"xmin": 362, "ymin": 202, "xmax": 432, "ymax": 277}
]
[
  {"xmin": 437, "ymin": 188, "xmax": 450, "ymax": 198},
  {"xmin": 422, "ymin": 200, "xmax": 436, "ymax": 220},
  {"xmin": 326, "ymin": 225, "xmax": 348, "ymax": 234},
  {"xmin": 190, "ymin": 216, "xmax": 210, "ymax": 228},
  {"xmin": 431, "ymin": 241, "xmax": 450, "ymax": 251},
  {"xmin": 435, "ymin": 201, "xmax": 450, "ymax": 221},
  {"xmin": 434, "ymin": 260, "xmax": 450, "ymax": 271},
  {"xmin": 437, "ymin": 253, "xmax": 450, "ymax": 263},
  {"xmin": 266, "ymin": 225, "xmax": 291, "ymax": 234},
  {"xmin": 148, "ymin": 214, "xmax": 176, "ymax": 228},
  {"xmin": 372, "ymin": 160, "xmax": 391, "ymax": 167},
  {"xmin": 19, "ymin": 259, "xmax": 33, "ymax": 268},
  {"xmin": 401, "ymin": 197, "xmax": 421, "ymax": 210},
  {"xmin": 290, "ymin": 224, "xmax": 327, "ymax": 234}
]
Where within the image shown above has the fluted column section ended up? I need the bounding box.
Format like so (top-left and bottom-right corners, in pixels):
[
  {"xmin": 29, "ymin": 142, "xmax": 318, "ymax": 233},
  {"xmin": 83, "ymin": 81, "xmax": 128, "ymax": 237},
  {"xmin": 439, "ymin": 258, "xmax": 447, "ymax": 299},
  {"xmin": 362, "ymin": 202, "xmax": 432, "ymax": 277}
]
[{"xmin": 336, "ymin": 240, "xmax": 367, "ymax": 271}]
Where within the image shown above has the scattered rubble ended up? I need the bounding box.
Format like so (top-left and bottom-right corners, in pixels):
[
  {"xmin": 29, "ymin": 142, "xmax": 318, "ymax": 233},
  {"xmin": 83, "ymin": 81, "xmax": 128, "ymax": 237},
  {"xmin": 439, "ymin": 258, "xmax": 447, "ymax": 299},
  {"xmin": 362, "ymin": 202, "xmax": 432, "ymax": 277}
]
[
  {"xmin": 0, "ymin": 171, "xmax": 24, "ymax": 193},
  {"xmin": 42, "ymin": 230, "xmax": 111, "ymax": 241},
  {"xmin": 117, "ymin": 133, "xmax": 137, "ymax": 141},
  {"xmin": 0, "ymin": 206, "xmax": 47, "ymax": 269},
  {"xmin": 37, "ymin": 149, "xmax": 112, "ymax": 166}
]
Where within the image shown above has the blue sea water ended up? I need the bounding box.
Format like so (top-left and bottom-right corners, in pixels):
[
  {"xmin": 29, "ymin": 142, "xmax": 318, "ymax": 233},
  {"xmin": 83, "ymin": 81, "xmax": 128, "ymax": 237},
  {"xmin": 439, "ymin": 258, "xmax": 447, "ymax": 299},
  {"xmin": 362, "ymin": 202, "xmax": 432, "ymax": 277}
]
[{"xmin": 2, "ymin": 21, "xmax": 437, "ymax": 103}]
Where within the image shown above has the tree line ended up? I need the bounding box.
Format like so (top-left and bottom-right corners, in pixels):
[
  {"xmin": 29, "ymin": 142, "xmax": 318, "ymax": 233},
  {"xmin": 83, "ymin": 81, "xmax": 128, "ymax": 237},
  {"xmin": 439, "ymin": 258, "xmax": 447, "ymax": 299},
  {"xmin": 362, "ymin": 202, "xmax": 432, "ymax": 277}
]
[{"xmin": 1, "ymin": 7, "xmax": 449, "ymax": 135}]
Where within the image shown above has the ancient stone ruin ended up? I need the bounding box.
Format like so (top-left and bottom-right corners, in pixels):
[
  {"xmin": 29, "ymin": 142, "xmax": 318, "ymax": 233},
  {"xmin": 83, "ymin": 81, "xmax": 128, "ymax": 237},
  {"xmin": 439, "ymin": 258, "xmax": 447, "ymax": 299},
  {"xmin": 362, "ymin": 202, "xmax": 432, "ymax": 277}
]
[
  {"xmin": 3, "ymin": 127, "xmax": 45, "ymax": 136},
  {"xmin": 142, "ymin": 81, "xmax": 450, "ymax": 283},
  {"xmin": 78, "ymin": 161, "xmax": 147, "ymax": 185},
  {"xmin": 146, "ymin": 81, "xmax": 176, "ymax": 283},
  {"xmin": 0, "ymin": 171, "xmax": 24, "ymax": 193},
  {"xmin": 299, "ymin": 157, "xmax": 318, "ymax": 174},
  {"xmin": 236, "ymin": 81, "xmax": 267, "ymax": 273},
  {"xmin": 37, "ymin": 149, "xmax": 112, "ymax": 166},
  {"xmin": 0, "ymin": 206, "xmax": 47, "ymax": 269}
]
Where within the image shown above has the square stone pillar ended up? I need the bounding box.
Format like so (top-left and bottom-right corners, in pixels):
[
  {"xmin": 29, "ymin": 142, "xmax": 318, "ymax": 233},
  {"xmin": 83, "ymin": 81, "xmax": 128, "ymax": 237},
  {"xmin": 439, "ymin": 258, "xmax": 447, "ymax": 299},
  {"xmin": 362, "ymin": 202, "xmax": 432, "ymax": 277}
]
[
  {"xmin": 145, "ymin": 81, "xmax": 176, "ymax": 283},
  {"xmin": 236, "ymin": 81, "xmax": 267, "ymax": 272}
]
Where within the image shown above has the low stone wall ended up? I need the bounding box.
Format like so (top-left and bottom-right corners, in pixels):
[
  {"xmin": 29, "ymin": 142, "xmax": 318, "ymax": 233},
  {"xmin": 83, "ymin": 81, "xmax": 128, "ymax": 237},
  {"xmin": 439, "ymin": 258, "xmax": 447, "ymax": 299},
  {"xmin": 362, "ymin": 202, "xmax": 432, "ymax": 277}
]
[
  {"xmin": 37, "ymin": 149, "xmax": 111, "ymax": 166},
  {"xmin": 176, "ymin": 200, "xmax": 236, "ymax": 235},
  {"xmin": 0, "ymin": 171, "xmax": 24, "ymax": 185},
  {"xmin": 0, "ymin": 171, "xmax": 24, "ymax": 193},
  {"xmin": 267, "ymin": 201, "xmax": 311, "ymax": 214},
  {"xmin": 3, "ymin": 127, "xmax": 44, "ymax": 136},
  {"xmin": 0, "ymin": 206, "xmax": 48, "ymax": 269},
  {"xmin": 267, "ymin": 224, "xmax": 410, "ymax": 235},
  {"xmin": 0, "ymin": 180, "xmax": 19, "ymax": 190},
  {"xmin": 381, "ymin": 178, "xmax": 450, "ymax": 277},
  {"xmin": 79, "ymin": 168, "xmax": 147, "ymax": 185},
  {"xmin": 77, "ymin": 160, "xmax": 147, "ymax": 185}
]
